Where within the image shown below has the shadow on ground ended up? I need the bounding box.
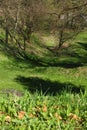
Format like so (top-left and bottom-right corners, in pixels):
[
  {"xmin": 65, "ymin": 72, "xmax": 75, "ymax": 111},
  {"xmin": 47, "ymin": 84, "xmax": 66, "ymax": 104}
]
[
  {"xmin": 77, "ymin": 42, "xmax": 87, "ymax": 51},
  {"xmin": 15, "ymin": 76, "xmax": 84, "ymax": 95},
  {"xmin": 0, "ymin": 39, "xmax": 87, "ymax": 69}
]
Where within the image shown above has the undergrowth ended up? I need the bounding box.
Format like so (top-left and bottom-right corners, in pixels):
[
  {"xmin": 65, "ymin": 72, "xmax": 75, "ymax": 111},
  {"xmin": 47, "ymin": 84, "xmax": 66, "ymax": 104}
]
[{"xmin": 0, "ymin": 90, "xmax": 87, "ymax": 130}]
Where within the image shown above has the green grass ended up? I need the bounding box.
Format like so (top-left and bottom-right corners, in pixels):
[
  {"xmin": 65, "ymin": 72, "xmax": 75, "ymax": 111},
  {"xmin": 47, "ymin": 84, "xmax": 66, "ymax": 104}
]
[
  {"xmin": 0, "ymin": 31, "xmax": 87, "ymax": 129},
  {"xmin": 0, "ymin": 52, "xmax": 87, "ymax": 93},
  {"xmin": 0, "ymin": 91, "xmax": 87, "ymax": 130}
]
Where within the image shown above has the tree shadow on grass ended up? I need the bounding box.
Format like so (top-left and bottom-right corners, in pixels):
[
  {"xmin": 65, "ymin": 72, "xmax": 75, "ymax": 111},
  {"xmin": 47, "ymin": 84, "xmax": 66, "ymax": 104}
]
[
  {"xmin": 0, "ymin": 40, "xmax": 87, "ymax": 69},
  {"xmin": 15, "ymin": 76, "xmax": 84, "ymax": 95},
  {"xmin": 77, "ymin": 42, "xmax": 87, "ymax": 51},
  {"xmin": 67, "ymin": 42, "xmax": 87, "ymax": 64}
]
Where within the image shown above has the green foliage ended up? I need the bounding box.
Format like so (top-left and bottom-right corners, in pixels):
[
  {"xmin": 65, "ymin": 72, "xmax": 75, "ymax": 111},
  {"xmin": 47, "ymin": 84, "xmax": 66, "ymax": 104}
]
[{"xmin": 0, "ymin": 91, "xmax": 87, "ymax": 129}]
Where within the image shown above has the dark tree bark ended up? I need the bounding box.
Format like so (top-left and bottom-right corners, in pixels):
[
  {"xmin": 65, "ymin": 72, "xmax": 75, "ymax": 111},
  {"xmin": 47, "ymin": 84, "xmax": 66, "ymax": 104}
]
[{"xmin": 5, "ymin": 27, "xmax": 9, "ymax": 44}]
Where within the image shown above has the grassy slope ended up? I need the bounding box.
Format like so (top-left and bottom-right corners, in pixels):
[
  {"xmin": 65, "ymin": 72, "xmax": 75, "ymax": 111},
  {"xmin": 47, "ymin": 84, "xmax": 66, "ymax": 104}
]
[
  {"xmin": 0, "ymin": 31, "xmax": 87, "ymax": 93},
  {"xmin": 0, "ymin": 31, "xmax": 87, "ymax": 130}
]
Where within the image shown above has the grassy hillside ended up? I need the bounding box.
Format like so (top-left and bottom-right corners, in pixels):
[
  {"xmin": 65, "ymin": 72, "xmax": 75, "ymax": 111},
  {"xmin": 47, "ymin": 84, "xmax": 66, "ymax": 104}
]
[
  {"xmin": 0, "ymin": 31, "xmax": 87, "ymax": 129},
  {"xmin": 0, "ymin": 31, "xmax": 87, "ymax": 93}
]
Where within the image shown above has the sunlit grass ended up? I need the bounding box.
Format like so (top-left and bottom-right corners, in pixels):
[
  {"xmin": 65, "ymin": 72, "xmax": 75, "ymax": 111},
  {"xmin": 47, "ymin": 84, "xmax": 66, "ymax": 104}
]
[
  {"xmin": 0, "ymin": 90, "xmax": 87, "ymax": 130},
  {"xmin": 0, "ymin": 30, "xmax": 87, "ymax": 129}
]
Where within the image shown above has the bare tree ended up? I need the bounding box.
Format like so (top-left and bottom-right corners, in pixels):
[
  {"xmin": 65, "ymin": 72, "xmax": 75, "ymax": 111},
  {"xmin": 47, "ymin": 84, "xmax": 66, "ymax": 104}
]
[
  {"xmin": 0, "ymin": 0, "xmax": 87, "ymax": 52},
  {"xmin": 0, "ymin": 0, "xmax": 45, "ymax": 51},
  {"xmin": 50, "ymin": 0, "xmax": 87, "ymax": 49}
]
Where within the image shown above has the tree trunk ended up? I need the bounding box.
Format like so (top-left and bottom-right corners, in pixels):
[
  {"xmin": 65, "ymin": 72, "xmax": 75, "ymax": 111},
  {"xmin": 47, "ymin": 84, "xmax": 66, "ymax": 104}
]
[
  {"xmin": 58, "ymin": 29, "xmax": 63, "ymax": 48},
  {"xmin": 23, "ymin": 37, "xmax": 26, "ymax": 51},
  {"xmin": 5, "ymin": 27, "xmax": 8, "ymax": 44}
]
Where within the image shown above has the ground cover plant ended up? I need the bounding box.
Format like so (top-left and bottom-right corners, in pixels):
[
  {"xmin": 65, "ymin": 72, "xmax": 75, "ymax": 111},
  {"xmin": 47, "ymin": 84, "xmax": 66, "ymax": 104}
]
[{"xmin": 0, "ymin": 90, "xmax": 87, "ymax": 130}]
